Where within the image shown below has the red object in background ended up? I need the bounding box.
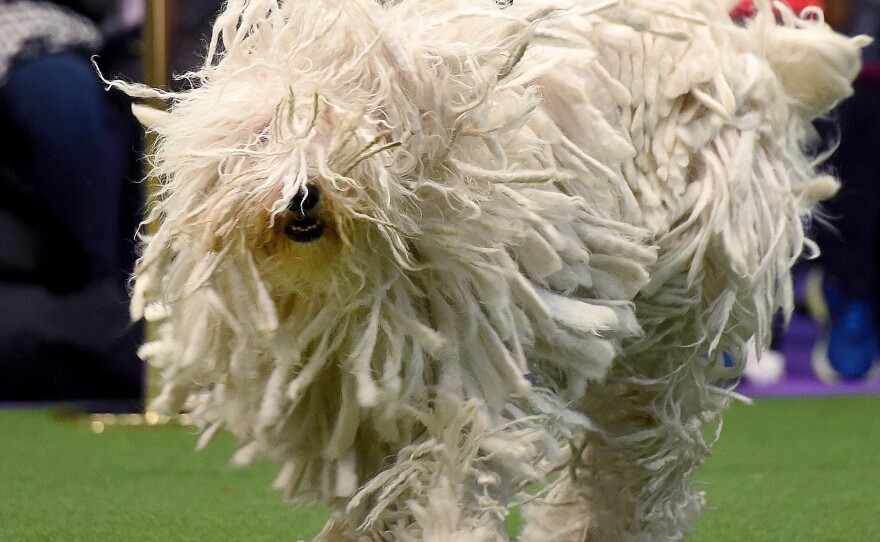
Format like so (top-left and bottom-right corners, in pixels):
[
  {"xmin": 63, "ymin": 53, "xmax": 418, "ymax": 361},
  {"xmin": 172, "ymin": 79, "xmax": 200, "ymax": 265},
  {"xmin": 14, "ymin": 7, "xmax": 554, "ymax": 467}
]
[{"xmin": 731, "ymin": 0, "xmax": 826, "ymax": 19}]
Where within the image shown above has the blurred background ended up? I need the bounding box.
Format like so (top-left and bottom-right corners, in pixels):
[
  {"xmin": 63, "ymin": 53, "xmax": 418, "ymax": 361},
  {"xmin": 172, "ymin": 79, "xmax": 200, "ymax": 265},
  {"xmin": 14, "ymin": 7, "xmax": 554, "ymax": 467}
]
[
  {"xmin": 2, "ymin": 0, "xmax": 879, "ymax": 413},
  {"xmin": 0, "ymin": 0, "xmax": 223, "ymax": 413}
]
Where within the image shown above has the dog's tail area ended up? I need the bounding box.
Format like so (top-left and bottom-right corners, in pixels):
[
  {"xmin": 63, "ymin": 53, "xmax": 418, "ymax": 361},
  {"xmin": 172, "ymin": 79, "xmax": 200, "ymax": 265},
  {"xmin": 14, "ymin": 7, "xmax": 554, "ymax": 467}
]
[{"xmin": 742, "ymin": 0, "xmax": 870, "ymax": 120}]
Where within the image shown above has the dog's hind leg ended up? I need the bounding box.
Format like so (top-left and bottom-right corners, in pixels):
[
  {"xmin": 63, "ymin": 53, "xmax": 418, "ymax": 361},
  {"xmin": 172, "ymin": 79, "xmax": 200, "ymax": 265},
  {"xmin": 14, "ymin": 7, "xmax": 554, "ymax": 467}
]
[
  {"xmin": 520, "ymin": 318, "xmax": 734, "ymax": 542},
  {"xmin": 567, "ymin": 345, "xmax": 732, "ymax": 542}
]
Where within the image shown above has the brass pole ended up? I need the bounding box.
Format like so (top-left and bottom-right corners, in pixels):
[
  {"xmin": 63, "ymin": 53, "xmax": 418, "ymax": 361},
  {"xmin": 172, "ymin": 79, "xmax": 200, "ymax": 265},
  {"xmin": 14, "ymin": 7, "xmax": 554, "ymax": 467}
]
[
  {"xmin": 141, "ymin": 0, "xmax": 173, "ymax": 408},
  {"xmin": 143, "ymin": 0, "xmax": 172, "ymax": 90}
]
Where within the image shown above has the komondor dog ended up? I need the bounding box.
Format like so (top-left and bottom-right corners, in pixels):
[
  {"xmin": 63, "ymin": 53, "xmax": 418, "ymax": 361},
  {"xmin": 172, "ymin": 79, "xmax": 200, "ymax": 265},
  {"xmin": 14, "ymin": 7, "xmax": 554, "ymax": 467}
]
[{"xmin": 116, "ymin": 0, "xmax": 866, "ymax": 539}]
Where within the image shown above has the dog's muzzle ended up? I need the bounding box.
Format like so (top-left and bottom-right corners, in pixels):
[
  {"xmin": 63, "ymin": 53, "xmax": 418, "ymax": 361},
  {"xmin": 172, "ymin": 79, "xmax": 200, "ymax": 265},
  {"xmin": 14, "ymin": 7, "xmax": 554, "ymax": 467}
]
[{"xmin": 284, "ymin": 185, "xmax": 325, "ymax": 243}]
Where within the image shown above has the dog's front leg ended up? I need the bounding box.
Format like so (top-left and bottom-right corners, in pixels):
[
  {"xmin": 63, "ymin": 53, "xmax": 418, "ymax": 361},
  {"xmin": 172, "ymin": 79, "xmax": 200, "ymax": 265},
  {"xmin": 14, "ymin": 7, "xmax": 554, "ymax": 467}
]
[{"xmin": 315, "ymin": 399, "xmax": 531, "ymax": 542}]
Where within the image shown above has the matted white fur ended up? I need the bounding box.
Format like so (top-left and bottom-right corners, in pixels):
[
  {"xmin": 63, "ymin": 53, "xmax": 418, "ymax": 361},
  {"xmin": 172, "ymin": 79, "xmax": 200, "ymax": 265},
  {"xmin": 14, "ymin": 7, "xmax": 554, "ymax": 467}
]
[{"xmin": 115, "ymin": 0, "xmax": 867, "ymax": 540}]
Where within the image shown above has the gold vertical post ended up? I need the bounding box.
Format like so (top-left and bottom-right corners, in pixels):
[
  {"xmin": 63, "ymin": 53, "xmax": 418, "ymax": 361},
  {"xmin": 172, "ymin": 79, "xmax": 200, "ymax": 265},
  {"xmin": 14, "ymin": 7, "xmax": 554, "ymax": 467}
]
[
  {"xmin": 143, "ymin": 0, "xmax": 172, "ymax": 90},
  {"xmin": 142, "ymin": 0, "xmax": 173, "ymax": 406}
]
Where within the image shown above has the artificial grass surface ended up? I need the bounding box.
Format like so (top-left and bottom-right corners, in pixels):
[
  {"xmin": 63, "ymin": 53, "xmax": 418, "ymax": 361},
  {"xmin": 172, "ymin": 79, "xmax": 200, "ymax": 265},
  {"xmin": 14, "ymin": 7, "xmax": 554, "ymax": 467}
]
[
  {"xmin": 690, "ymin": 395, "xmax": 880, "ymax": 542},
  {"xmin": 1, "ymin": 396, "xmax": 877, "ymax": 541}
]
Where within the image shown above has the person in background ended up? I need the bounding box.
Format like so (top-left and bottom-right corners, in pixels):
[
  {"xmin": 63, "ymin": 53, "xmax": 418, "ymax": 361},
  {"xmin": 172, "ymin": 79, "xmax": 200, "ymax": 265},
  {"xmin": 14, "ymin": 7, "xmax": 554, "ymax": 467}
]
[
  {"xmin": 0, "ymin": 0, "xmax": 144, "ymax": 410},
  {"xmin": 812, "ymin": 0, "xmax": 880, "ymax": 381}
]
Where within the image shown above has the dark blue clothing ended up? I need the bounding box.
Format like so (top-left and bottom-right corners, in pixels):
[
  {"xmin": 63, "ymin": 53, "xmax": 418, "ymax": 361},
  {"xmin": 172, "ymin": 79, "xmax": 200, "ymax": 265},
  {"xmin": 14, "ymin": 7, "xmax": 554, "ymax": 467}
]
[
  {"xmin": 0, "ymin": 49, "xmax": 145, "ymax": 410},
  {"xmin": 1, "ymin": 50, "xmax": 123, "ymax": 280}
]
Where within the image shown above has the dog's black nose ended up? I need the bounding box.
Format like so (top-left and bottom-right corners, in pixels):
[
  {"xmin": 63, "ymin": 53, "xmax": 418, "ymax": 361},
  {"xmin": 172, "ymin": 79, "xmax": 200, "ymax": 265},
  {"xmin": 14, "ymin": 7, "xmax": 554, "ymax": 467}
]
[
  {"xmin": 288, "ymin": 185, "xmax": 320, "ymax": 215},
  {"xmin": 285, "ymin": 185, "xmax": 324, "ymax": 243}
]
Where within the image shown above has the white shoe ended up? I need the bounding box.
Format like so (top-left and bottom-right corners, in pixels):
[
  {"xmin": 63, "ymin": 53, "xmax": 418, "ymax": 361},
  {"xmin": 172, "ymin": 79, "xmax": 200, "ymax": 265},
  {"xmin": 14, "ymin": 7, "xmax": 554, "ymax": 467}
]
[{"xmin": 744, "ymin": 341, "xmax": 786, "ymax": 385}]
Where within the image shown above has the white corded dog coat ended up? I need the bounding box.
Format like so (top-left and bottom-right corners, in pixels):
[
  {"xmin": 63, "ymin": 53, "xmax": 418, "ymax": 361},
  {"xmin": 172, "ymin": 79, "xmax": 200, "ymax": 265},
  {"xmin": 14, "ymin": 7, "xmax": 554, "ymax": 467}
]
[{"xmin": 117, "ymin": 0, "xmax": 867, "ymax": 539}]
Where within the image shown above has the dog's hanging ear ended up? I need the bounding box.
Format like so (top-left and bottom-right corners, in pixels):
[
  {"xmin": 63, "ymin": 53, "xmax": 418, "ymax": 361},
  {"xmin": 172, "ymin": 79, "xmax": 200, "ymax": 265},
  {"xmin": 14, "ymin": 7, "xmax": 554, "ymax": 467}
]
[{"xmin": 131, "ymin": 103, "xmax": 170, "ymax": 132}]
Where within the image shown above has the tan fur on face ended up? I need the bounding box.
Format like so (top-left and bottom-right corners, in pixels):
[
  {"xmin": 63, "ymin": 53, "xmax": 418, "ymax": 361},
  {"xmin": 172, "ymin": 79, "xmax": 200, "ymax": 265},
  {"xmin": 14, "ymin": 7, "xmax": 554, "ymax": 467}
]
[{"xmin": 260, "ymin": 206, "xmax": 346, "ymax": 293}]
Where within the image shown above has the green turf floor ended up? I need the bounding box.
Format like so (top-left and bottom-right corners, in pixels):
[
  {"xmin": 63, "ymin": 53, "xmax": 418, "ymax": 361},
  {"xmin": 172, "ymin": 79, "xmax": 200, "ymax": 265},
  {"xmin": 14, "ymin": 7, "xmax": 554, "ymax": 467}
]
[{"xmin": 1, "ymin": 396, "xmax": 877, "ymax": 541}]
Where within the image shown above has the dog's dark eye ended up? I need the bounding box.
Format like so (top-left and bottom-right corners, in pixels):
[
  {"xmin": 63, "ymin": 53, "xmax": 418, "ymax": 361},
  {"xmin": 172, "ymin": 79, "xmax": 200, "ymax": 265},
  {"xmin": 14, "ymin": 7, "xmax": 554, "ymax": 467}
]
[{"xmin": 288, "ymin": 186, "xmax": 320, "ymax": 214}]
